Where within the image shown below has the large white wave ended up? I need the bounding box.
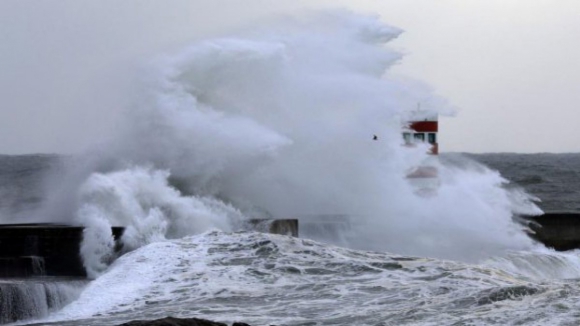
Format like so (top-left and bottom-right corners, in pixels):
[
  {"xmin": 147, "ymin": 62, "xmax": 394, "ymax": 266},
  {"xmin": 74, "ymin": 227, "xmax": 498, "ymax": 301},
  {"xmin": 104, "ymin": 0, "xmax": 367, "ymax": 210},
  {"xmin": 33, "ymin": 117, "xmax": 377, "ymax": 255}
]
[
  {"xmin": 76, "ymin": 167, "xmax": 244, "ymax": 277},
  {"xmin": 38, "ymin": 11, "xmax": 541, "ymax": 276}
]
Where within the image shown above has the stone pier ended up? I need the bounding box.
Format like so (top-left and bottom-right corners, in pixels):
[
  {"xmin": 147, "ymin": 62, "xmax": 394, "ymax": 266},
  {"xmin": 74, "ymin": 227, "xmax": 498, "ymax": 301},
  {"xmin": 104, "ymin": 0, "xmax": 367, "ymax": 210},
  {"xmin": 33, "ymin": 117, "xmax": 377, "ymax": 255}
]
[
  {"xmin": 519, "ymin": 212, "xmax": 580, "ymax": 251},
  {"xmin": 246, "ymin": 219, "xmax": 299, "ymax": 237},
  {"xmin": 0, "ymin": 224, "xmax": 124, "ymax": 277}
]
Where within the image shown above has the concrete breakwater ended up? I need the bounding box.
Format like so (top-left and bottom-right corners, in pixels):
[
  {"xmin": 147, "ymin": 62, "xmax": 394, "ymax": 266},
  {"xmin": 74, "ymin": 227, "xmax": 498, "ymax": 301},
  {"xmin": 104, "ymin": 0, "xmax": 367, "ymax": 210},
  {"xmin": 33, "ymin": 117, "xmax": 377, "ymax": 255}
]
[
  {"xmin": 0, "ymin": 224, "xmax": 123, "ymax": 324},
  {"xmin": 520, "ymin": 212, "xmax": 580, "ymax": 251},
  {"xmin": 244, "ymin": 219, "xmax": 299, "ymax": 237},
  {"xmin": 0, "ymin": 215, "xmax": 579, "ymax": 279},
  {"xmin": 0, "ymin": 224, "xmax": 124, "ymax": 278},
  {"xmin": 3, "ymin": 215, "xmax": 580, "ymax": 279},
  {"xmin": 0, "ymin": 278, "xmax": 87, "ymax": 324}
]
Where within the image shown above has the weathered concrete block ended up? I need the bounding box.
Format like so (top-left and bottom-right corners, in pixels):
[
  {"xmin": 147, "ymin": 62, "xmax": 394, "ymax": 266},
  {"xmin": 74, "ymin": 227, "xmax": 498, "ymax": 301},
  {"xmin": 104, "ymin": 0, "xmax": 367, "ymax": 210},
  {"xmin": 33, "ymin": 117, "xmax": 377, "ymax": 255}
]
[
  {"xmin": 0, "ymin": 224, "xmax": 124, "ymax": 277},
  {"xmin": 520, "ymin": 212, "xmax": 580, "ymax": 251},
  {"xmin": 246, "ymin": 219, "xmax": 299, "ymax": 237},
  {"xmin": 0, "ymin": 278, "xmax": 87, "ymax": 324},
  {"xmin": 0, "ymin": 256, "xmax": 45, "ymax": 277}
]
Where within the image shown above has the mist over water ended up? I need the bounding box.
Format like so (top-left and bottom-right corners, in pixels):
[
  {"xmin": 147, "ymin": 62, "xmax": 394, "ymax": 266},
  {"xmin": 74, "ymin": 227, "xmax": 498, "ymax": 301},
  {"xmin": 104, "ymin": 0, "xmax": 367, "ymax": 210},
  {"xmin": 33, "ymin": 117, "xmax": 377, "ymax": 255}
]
[{"xmin": 20, "ymin": 11, "xmax": 542, "ymax": 277}]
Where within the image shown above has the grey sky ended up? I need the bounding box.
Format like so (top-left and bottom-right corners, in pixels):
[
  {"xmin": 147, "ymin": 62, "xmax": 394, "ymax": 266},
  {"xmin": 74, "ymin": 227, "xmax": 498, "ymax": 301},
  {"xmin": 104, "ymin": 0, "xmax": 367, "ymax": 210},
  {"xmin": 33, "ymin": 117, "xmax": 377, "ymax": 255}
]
[
  {"xmin": 365, "ymin": 0, "xmax": 580, "ymax": 153},
  {"xmin": 1, "ymin": 1, "xmax": 579, "ymax": 154}
]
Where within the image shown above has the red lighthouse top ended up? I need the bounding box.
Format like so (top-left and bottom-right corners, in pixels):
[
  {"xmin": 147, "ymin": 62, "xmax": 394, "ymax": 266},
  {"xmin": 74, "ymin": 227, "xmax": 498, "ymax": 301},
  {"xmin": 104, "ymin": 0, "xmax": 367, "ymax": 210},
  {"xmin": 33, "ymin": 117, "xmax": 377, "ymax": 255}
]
[{"xmin": 403, "ymin": 111, "xmax": 438, "ymax": 155}]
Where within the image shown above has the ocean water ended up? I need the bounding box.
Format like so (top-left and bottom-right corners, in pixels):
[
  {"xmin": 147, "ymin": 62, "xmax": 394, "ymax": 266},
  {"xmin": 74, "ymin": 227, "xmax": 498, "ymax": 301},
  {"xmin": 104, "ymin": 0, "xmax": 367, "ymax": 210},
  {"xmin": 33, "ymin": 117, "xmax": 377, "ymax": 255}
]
[
  {"xmin": 2, "ymin": 153, "xmax": 580, "ymax": 325},
  {"xmin": 466, "ymin": 153, "xmax": 580, "ymax": 213},
  {"xmin": 2, "ymin": 11, "xmax": 580, "ymax": 326}
]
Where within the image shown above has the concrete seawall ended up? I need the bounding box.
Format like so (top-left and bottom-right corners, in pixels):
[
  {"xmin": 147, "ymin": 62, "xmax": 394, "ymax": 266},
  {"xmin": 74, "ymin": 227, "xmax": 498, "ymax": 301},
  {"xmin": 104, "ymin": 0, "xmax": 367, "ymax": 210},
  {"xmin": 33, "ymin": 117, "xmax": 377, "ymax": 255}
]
[
  {"xmin": 519, "ymin": 212, "xmax": 580, "ymax": 251},
  {"xmin": 0, "ymin": 278, "xmax": 87, "ymax": 324},
  {"xmin": 245, "ymin": 219, "xmax": 299, "ymax": 237},
  {"xmin": 2, "ymin": 214, "xmax": 578, "ymax": 279},
  {"xmin": 0, "ymin": 224, "xmax": 124, "ymax": 277}
]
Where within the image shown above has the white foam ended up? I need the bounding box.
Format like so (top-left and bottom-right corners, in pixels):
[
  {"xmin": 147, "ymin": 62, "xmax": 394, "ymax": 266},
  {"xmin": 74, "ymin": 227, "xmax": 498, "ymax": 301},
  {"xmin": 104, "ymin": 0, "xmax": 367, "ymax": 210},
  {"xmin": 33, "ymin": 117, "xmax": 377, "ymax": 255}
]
[
  {"xmin": 75, "ymin": 167, "xmax": 244, "ymax": 277},
  {"xmin": 485, "ymin": 247, "xmax": 580, "ymax": 280},
  {"xmin": 40, "ymin": 231, "xmax": 569, "ymax": 325}
]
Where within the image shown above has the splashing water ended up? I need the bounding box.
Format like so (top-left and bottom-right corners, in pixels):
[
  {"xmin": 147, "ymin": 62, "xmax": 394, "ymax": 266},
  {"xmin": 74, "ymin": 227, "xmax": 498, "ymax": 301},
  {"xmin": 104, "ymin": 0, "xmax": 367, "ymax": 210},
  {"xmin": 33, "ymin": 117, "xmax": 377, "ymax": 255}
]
[
  {"xmin": 0, "ymin": 279, "xmax": 87, "ymax": 324},
  {"xmin": 31, "ymin": 11, "xmax": 542, "ymax": 277},
  {"xmin": 76, "ymin": 167, "xmax": 245, "ymax": 277}
]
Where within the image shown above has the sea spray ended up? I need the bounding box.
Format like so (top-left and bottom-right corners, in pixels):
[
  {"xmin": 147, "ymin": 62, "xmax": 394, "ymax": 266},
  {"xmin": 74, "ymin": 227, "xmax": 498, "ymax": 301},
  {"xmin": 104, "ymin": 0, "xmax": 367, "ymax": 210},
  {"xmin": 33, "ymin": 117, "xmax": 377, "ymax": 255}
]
[
  {"xmin": 28, "ymin": 11, "xmax": 541, "ymax": 276},
  {"xmin": 75, "ymin": 167, "xmax": 244, "ymax": 277}
]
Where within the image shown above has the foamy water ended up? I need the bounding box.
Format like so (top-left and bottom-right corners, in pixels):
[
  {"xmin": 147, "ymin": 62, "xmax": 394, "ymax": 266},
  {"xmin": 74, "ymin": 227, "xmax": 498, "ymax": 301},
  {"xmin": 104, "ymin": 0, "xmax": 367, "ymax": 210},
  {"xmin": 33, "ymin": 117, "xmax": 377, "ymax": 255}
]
[{"xmin": 15, "ymin": 231, "xmax": 580, "ymax": 326}]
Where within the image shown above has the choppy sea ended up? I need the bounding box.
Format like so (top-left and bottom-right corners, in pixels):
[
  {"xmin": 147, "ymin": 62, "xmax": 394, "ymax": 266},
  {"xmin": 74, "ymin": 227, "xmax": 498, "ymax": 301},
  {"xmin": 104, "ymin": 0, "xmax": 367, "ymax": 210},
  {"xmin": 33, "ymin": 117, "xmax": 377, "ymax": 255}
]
[{"xmin": 0, "ymin": 153, "xmax": 579, "ymax": 326}]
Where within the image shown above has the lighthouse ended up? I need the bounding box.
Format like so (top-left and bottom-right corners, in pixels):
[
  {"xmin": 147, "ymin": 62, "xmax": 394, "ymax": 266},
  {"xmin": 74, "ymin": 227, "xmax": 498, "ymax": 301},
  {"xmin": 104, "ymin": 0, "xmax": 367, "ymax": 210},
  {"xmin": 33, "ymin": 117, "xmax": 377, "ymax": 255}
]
[
  {"xmin": 402, "ymin": 111, "xmax": 438, "ymax": 155},
  {"xmin": 403, "ymin": 109, "xmax": 439, "ymax": 194}
]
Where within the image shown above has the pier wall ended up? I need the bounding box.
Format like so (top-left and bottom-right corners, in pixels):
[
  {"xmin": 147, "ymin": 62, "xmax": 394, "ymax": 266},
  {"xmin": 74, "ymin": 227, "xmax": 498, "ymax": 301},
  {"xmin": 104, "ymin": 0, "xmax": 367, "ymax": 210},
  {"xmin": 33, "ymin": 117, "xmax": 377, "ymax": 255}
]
[
  {"xmin": 0, "ymin": 224, "xmax": 124, "ymax": 277},
  {"xmin": 2, "ymin": 215, "xmax": 580, "ymax": 279},
  {"xmin": 0, "ymin": 279, "xmax": 87, "ymax": 324},
  {"xmin": 520, "ymin": 213, "xmax": 580, "ymax": 251},
  {"xmin": 245, "ymin": 219, "xmax": 299, "ymax": 237}
]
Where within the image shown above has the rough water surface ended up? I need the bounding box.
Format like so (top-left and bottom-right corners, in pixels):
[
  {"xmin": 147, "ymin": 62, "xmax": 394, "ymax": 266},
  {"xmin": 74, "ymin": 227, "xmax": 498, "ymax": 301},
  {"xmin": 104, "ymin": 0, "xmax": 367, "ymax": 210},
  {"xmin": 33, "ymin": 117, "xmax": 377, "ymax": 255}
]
[
  {"xmin": 2, "ymin": 153, "xmax": 580, "ymax": 325},
  {"xmin": 465, "ymin": 153, "xmax": 580, "ymax": 213},
  {"xmin": 16, "ymin": 231, "xmax": 580, "ymax": 326}
]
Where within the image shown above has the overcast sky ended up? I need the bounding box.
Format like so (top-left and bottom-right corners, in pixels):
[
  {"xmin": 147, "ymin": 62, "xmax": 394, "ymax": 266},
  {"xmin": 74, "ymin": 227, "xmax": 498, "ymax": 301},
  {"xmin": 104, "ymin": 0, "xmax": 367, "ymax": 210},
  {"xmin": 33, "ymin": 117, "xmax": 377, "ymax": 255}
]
[{"xmin": 1, "ymin": 0, "xmax": 579, "ymax": 154}]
